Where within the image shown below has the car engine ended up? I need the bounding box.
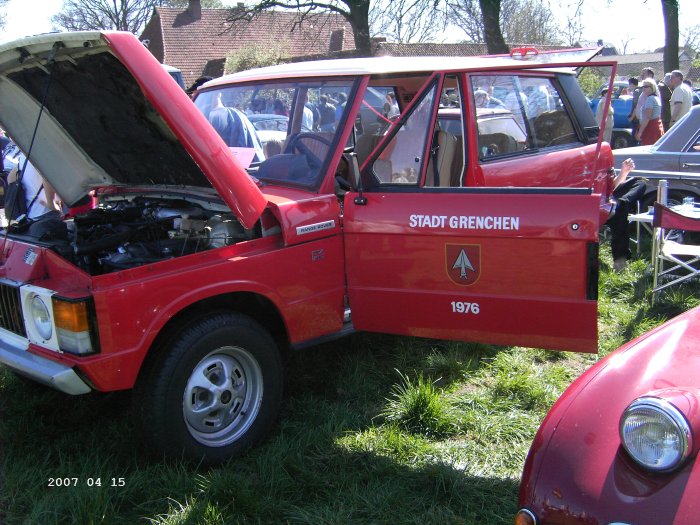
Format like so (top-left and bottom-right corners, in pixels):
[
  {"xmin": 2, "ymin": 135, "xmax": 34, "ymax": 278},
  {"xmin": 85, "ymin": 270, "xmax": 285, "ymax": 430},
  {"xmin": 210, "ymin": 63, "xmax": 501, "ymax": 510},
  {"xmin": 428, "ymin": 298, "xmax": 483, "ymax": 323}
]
[{"xmin": 13, "ymin": 196, "xmax": 259, "ymax": 275}]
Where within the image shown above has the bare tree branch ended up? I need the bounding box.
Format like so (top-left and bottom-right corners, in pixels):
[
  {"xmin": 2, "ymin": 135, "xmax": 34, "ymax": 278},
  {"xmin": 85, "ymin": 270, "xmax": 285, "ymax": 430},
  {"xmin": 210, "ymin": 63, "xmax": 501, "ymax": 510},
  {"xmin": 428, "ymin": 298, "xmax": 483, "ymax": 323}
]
[
  {"xmin": 447, "ymin": 0, "xmax": 561, "ymax": 47},
  {"xmin": 617, "ymin": 35, "xmax": 634, "ymax": 55},
  {"xmin": 51, "ymin": 0, "xmax": 161, "ymax": 33},
  {"xmin": 225, "ymin": 0, "xmax": 373, "ymax": 56},
  {"xmin": 370, "ymin": 0, "xmax": 446, "ymax": 43},
  {"xmin": 0, "ymin": 0, "xmax": 9, "ymax": 31},
  {"xmin": 558, "ymin": 0, "xmax": 584, "ymax": 47},
  {"xmin": 681, "ymin": 23, "xmax": 700, "ymax": 55},
  {"xmin": 50, "ymin": 0, "xmax": 204, "ymax": 34}
]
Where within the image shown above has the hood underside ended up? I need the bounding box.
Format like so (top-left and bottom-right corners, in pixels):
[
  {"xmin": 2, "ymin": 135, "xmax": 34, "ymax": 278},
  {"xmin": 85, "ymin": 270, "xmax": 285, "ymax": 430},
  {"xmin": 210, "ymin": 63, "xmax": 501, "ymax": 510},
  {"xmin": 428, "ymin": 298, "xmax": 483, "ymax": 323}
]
[{"xmin": 0, "ymin": 32, "xmax": 266, "ymax": 228}]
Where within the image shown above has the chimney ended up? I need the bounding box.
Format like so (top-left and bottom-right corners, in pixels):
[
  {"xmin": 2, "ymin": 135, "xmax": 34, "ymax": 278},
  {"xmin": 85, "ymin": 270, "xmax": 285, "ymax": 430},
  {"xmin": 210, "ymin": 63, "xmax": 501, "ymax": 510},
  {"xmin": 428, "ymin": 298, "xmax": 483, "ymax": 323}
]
[{"xmin": 188, "ymin": 0, "xmax": 201, "ymax": 20}]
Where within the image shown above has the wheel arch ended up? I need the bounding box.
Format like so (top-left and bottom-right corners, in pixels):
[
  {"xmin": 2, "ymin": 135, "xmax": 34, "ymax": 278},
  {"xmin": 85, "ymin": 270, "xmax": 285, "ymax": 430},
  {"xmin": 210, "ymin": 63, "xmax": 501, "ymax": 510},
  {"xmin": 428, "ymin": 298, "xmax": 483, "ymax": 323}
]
[{"xmin": 136, "ymin": 291, "xmax": 289, "ymax": 385}]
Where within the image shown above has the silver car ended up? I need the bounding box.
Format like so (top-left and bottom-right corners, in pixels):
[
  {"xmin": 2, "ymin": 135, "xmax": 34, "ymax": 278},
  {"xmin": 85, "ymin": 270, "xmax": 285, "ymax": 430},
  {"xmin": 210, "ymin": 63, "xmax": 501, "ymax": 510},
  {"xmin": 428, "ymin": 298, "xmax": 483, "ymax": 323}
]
[{"xmin": 613, "ymin": 104, "xmax": 700, "ymax": 206}]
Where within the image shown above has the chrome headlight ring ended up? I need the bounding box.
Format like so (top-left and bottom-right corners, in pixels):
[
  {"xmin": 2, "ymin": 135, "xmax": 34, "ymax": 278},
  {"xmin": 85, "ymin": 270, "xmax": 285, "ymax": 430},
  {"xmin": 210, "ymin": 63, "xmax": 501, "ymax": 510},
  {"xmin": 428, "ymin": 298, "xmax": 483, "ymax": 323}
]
[{"xmin": 620, "ymin": 396, "xmax": 692, "ymax": 473}]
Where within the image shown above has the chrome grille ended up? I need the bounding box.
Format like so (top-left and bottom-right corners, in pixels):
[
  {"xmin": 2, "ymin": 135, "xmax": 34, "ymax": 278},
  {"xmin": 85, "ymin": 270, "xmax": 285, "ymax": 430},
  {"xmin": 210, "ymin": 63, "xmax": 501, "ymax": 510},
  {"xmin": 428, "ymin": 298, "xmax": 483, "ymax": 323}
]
[{"xmin": 0, "ymin": 282, "xmax": 26, "ymax": 337}]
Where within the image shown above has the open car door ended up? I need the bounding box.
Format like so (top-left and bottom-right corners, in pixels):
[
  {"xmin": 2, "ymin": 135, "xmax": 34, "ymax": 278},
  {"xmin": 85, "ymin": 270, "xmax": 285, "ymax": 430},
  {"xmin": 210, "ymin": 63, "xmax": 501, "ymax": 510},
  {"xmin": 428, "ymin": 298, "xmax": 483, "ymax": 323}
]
[
  {"xmin": 343, "ymin": 188, "xmax": 599, "ymax": 353},
  {"xmin": 343, "ymin": 71, "xmax": 600, "ymax": 354}
]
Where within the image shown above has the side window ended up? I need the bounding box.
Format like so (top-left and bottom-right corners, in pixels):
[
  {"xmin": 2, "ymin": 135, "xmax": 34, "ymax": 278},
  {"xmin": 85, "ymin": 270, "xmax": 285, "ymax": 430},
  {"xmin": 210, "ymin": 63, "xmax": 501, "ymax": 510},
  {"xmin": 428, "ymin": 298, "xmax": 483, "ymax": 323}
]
[
  {"xmin": 354, "ymin": 86, "xmax": 400, "ymax": 166},
  {"xmin": 432, "ymin": 75, "xmax": 465, "ymax": 187},
  {"xmin": 371, "ymin": 83, "xmax": 437, "ymax": 185},
  {"xmin": 471, "ymin": 75, "xmax": 578, "ymax": 160},
  {"xmin": 688, "ymin": 134, "xmax": 700, "ymax": 153}
]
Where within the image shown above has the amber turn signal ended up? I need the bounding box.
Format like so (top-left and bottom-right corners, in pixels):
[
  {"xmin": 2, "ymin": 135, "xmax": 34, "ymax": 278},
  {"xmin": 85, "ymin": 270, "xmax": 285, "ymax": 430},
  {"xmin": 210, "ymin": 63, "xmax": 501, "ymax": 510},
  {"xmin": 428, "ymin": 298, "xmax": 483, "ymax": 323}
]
[{"xmin": 52, "ymin": 298, "xmax": 90, "ymax": 332}]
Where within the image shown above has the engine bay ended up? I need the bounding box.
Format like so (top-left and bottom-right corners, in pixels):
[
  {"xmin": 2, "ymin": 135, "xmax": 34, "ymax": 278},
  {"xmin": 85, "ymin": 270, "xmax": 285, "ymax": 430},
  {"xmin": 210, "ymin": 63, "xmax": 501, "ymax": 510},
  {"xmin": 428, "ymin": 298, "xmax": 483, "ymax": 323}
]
[{"xmin": 10, "ymin": 196, "xmax": 261, "ymax": 275}]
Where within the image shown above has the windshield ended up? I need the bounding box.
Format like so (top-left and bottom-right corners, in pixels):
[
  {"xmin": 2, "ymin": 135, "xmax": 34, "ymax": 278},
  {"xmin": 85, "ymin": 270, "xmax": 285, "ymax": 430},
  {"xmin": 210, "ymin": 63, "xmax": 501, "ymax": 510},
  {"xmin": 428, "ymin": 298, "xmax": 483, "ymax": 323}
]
[{"xmin": 194, "ymin": 79, "xmax": 358, "ymax": 190}]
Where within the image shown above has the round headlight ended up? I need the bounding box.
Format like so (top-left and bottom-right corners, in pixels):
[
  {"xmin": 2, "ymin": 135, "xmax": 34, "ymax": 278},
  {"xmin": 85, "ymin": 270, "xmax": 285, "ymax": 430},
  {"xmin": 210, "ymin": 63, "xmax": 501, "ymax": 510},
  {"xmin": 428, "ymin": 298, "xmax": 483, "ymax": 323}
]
[
  {"xmin": 620, "ymin": 397, "xmax": 691, "ymax": 472},
  {"xmin": 30, "ymin": 295, "xmax": 53, "ymax": 341}
]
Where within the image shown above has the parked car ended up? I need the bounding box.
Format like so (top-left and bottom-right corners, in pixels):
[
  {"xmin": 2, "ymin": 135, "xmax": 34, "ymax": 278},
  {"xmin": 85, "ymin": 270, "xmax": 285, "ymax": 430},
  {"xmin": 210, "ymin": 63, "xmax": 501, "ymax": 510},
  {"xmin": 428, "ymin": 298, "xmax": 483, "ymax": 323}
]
[
  {"xmin": 516, "ymin": 304, "xmax": 700, "ymax": 525},
  {"xmin": 613, "ymin": 104, "xmax": 700, "ymax": 207},
  {"xmin": 246, "ymin": 113, "xmax": 288, "ymax": 146},
  {"xmin": 589, "ymin": 81, "xmax": 635, "ymax": 149},
  {"xmin": 0, "ymin": 31, "xmax": 612, "ymax": 464},
  {"xmin": 162, "ymin": 64, "xmax": 185, "ymax": 90}
]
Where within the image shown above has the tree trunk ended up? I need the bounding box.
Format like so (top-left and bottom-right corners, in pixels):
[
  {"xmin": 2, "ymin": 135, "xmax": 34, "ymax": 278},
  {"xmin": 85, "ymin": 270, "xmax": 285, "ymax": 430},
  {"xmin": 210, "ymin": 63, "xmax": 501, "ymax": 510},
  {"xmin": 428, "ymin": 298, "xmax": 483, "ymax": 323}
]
[
  {"xmin": 661, "ymin": 0, "xmax": 679, "ymax": 73},
  {"xmin": 346, "ymin": 0, "xmax": 372, "ymax": 56},
  {"xmin": 480, "ymin": 0, "xmax": 508, "ymax": 54}
]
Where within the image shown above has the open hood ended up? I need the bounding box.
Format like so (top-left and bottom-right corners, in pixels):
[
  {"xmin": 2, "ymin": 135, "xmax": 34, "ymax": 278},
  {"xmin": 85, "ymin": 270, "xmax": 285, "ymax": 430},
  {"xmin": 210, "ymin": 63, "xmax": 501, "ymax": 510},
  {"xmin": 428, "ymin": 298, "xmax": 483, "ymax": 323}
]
[{"xmin": 0, "ymin": 31, "xmax": 266, "ymax": 229}]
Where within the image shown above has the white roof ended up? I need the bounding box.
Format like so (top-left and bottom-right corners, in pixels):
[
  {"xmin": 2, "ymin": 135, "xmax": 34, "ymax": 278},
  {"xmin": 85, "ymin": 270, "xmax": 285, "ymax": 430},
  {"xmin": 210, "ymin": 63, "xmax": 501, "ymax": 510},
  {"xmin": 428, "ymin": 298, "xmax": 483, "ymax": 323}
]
[{"xmin": 205, "ymin": 55, "xmax": 574, "ymax": 87}]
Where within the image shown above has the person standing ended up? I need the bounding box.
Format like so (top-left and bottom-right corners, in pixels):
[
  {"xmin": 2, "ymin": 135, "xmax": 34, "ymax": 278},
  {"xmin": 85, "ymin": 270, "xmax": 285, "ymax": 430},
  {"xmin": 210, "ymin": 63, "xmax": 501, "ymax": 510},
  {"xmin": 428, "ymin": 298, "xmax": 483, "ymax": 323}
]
[
  {"xmin": 627, "ymin": 77, "xmax": 641, "ymax": 141},
  {"xmin": 317, "ymin": 95, "xmax": 336, "ymax": 132},
  {"xmin": 634, "ymin": 68, "xmax": 656, "ymax": 126},
  {"xmin": 635, "ymin": 79, "xmax": 663, "ymax": 145},
  {"xmin": 595, "ymin": 88, "xmax": 614, "ymax": 144},
  {"xmin": 658, "ymin": 73, "xmax": 673, "ymax": 131},
  {"xmin": 668, "ymin": 70, "xmax": 693, "ymax": 127}
]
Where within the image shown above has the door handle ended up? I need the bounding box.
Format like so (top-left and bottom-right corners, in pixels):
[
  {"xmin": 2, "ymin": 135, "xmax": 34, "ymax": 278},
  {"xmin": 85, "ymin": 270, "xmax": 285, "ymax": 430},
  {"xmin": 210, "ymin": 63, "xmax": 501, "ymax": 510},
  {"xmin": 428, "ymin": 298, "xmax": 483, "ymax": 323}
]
[{"xmin": 683, "ymin": 163, "xmax": 700, "ymax": 169}]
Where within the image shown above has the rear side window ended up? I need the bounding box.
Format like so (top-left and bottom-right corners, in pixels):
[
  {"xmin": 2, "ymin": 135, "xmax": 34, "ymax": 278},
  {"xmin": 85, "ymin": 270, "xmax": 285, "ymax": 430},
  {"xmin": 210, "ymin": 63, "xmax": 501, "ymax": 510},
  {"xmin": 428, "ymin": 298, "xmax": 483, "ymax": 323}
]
[
  {"xmin": 370, "ymin": 83, "xmax": 438, "ymax": 185},
  {"xmin": 470, "ymin": 75, "xmax": 578, "ymax": 160}
]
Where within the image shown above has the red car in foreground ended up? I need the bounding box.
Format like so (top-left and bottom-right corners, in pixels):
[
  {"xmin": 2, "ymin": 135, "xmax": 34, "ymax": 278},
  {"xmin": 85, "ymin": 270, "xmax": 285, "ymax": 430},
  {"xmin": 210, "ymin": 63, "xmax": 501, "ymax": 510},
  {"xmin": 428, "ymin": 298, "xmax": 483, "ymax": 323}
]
[
  {"xmin": 0, "ymin": 31, "xmax": 612, "ymax": 464},
  {"xmin": 516, "ymin": 305, "xmax": 700, "ymax": 525}
]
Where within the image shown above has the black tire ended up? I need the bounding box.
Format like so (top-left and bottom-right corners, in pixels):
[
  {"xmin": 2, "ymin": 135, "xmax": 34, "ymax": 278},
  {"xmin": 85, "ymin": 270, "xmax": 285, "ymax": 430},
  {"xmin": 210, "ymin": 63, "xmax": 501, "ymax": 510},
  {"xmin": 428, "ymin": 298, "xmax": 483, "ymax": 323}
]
[
  {"xmin": 612, "ymin": 131, "xmax": 633, "ymax": 150},
  {"xmin": 135, "ymin": 312, "xmax": 283, "ymax": 465}
]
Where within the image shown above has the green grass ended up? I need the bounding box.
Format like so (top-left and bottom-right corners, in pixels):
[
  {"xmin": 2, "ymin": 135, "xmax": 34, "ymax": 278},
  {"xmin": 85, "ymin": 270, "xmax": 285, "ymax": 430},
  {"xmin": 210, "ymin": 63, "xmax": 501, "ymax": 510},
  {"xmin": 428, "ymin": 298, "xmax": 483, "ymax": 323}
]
[{"xmin": 1, "ymin": 241, "xmax": 699, "ymax": 524}]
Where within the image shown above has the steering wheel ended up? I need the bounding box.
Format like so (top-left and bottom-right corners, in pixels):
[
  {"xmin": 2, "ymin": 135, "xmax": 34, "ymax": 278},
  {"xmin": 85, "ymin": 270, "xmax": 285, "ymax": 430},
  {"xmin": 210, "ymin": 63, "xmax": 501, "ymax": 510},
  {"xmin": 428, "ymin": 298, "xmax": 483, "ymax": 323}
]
[{"xmin": 287, "ymin": 132, "xmax": 332, "ymax": 167}]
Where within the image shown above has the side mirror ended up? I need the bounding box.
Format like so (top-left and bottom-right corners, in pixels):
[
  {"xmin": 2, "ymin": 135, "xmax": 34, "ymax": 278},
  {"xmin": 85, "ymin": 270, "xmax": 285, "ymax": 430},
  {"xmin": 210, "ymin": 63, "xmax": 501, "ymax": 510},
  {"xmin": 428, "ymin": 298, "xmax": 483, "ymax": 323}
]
[{"xmin": 342, "ymin": 152, "xmax": 366, "ymax": 205}]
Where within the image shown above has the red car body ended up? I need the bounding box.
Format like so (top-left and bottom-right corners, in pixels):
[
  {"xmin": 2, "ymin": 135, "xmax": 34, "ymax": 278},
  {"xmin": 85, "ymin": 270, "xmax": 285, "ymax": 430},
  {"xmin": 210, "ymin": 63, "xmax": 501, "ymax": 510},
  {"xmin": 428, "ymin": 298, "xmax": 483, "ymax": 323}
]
[
  {"xmin": 517, "ymin": 305, "xmax": 700, "ymax": 525},
  {"xmin": 0, "ymin": 32, "xmax": 613, "ymax": 462}
]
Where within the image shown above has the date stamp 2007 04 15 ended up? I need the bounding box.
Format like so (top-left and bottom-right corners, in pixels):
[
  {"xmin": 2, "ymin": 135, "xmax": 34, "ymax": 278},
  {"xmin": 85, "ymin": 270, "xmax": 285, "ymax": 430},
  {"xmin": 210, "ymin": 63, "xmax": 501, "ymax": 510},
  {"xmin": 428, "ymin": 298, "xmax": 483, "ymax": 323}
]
[{"xmin": 48, "ymin": 477, "xmax": 125, "ymax": 487}]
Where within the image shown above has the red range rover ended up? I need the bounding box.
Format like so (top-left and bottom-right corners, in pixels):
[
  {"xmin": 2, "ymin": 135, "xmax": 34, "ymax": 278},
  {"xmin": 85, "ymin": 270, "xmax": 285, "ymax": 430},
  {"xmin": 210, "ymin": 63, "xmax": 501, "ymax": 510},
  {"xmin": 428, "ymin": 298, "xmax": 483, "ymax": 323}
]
[{"xmin": 0, "ymin": 32, "xmax": 613, "ymax": 463}]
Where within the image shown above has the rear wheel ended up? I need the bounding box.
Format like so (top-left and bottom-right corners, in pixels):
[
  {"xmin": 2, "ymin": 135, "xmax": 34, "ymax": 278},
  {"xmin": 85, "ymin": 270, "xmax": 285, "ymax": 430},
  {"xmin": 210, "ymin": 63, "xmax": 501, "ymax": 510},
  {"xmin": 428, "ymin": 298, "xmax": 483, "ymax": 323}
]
[
  {"xmin": 135, "ymin": 312, "xmax": 283, "ymax": 464},
  {"xmin": 612, "ymin": 131, "xmax": 634, "ymax": 150}
]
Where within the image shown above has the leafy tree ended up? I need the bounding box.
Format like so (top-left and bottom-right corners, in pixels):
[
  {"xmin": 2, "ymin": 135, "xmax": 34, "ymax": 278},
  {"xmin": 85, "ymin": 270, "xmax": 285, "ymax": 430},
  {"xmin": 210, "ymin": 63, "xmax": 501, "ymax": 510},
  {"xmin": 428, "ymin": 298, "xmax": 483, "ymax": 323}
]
[
  {"xmin": 225, "ymin": 0, "xmax": 374, "ymax": 56},
  {"xmin": 577, "ymin": 67, "xmax": 603, "ymax": 99},
  {"xmin": 225, "ymin": 42, "xmax": 289, "ymax": 73}
]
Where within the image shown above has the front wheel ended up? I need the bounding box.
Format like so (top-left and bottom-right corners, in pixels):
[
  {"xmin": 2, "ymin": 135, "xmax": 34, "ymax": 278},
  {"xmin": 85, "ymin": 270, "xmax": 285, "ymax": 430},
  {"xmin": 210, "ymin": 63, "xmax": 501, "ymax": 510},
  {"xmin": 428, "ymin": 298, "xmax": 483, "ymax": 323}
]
[{"xmin": 135, "ymin": 313, "xmax": 283, "ymax": 465}]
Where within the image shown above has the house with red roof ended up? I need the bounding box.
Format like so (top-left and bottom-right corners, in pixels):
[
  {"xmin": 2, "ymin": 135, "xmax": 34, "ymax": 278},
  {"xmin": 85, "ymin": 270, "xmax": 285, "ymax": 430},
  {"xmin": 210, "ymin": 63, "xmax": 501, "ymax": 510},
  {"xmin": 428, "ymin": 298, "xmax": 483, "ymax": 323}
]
[{"xmin": 140, "ymin": 0, "xmax": 355, "ymax": 87}]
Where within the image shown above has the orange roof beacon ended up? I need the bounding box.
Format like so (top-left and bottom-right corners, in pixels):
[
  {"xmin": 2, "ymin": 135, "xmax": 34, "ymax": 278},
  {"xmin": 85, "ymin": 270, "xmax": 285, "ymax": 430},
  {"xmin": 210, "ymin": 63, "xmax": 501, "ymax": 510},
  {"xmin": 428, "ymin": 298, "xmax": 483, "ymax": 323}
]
[{"xmin": 0, "ymin": 32, "xmax": 614, "ymax": 464}]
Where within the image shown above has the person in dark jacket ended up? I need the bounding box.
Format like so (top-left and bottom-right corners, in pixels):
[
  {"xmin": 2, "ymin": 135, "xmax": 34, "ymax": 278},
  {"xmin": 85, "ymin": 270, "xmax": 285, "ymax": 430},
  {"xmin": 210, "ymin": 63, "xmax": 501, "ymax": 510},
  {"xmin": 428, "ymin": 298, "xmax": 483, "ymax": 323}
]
[
  {"xmin": 658, "ymin": 73, "xmax": 673, "ymax": 131},
  {"xmin": 627, "ymin": 77, "xmax": 641, "ymax": 142}
]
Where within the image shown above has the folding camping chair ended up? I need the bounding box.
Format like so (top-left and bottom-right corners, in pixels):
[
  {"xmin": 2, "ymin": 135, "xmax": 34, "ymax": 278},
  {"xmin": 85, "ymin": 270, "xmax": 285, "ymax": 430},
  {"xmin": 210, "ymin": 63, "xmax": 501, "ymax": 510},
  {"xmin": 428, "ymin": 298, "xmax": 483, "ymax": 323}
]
[{"xmin": 652, "ymin": 202, "xmax": 700, "ymax": 302}]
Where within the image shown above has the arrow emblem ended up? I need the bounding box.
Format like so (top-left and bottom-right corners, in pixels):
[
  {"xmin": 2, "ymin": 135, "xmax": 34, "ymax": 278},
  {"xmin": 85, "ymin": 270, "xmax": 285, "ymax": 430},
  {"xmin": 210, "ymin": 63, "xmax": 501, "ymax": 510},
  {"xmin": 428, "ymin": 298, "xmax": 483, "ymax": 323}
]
[
  {"xmin": 445, "ymin": 244, "xmax": 481, "ymax": 286},
  {"xmin": 452, "ymin": 249, "xmax": 475, "ymax": 279}
]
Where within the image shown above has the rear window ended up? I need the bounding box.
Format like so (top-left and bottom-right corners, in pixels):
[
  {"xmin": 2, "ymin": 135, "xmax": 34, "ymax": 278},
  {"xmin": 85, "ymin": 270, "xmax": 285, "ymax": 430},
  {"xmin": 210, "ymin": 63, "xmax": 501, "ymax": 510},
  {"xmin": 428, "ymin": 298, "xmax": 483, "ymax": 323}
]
[{"xmin": 470, "ymin": 74, "xmax": 579, "ymax": 160}]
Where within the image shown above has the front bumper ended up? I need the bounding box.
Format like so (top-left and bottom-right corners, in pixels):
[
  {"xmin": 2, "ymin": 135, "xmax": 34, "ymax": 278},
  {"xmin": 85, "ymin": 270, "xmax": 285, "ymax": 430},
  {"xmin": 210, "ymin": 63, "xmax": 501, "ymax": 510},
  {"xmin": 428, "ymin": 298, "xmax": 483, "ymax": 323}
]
[{"xmin": 0, "ymin": 330, "xmax": 91, "ymax": 394}]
